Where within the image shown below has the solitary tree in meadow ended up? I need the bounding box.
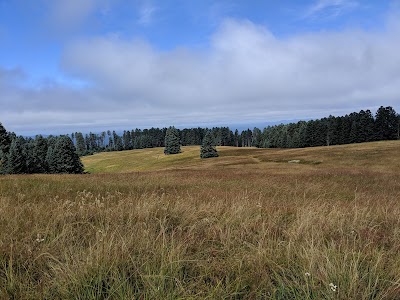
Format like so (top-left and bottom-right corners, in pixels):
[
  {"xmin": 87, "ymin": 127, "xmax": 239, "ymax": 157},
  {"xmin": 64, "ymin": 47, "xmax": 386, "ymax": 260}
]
[
  {"xmin": 200, "ymin": 130, "xmax": 218, "ymax": 159},
  {"xmin": 164, "ymin": 126, "xmax": 181, "ymax": 154}
]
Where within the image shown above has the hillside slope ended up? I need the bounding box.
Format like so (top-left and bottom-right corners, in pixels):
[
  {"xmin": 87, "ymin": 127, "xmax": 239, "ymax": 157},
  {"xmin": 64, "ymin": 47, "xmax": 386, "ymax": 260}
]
[{"xmin": 82, "ymin": 140, "xmax": 400, "ymax": 174}]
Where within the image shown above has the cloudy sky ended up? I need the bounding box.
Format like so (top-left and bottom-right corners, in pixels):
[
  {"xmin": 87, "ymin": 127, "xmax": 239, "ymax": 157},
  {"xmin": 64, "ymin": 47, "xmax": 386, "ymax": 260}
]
[{"xmin": 1, "ymin": 0, "xmax": 400, "ymax": 135}]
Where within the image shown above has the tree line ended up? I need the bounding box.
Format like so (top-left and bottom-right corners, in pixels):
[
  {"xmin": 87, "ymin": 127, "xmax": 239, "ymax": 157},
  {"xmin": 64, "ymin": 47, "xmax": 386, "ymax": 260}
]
[
  {"xmin": 0, "ymin": 127, "xmax": 83, "ymax": 174},
  {"xmin": 1, "ymin": 105, "xmax": 398, "ymax": 174},
  {"xmin": 257, "ymin": 106, "xmax": 399, "ymax": 148},
  {"xmin": 71, "ymin": 105, "xmax": 399, "ymax": 155},
  {"xmin": 71, "ymin": 126, "xmax": 238, "ymax": 156}
]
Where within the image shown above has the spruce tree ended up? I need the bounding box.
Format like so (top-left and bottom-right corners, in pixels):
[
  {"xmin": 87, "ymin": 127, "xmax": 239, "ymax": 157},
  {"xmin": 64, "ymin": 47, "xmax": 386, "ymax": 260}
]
[
  {"xmin": 375, "ymin": 106, "xmax": 398, "ymax": 140},
  {"xmin": 53, "ymin": 136, "xmax": 84, "ymax": 174},
  {"xmin": 0, "ymin": 122, "xmax": 11, "ymax": 174},
  {"xmin": 33, "ymin": 135, "xmax": 48, "ymax": 173},
  {"xmin": 200, "ymin": 131, "xmax": 219, "ymax": 159},
  {"xmin": 75, "ymin": 132, "xmax": 86, "ymax": 156},
  {"xmin": 46, "ymin": 136, "xmax": 58, "ymax": 173},
  {"xmin": 0, "ymin": 122, "xmax": 11, "ymax": 154},
  {"xmin": 7, "ymin": 137, "xmax": 27, "ymax": 174},
  {"xmin": 164, "ymin": 126, "xmax": 181, "ymax": 155},
  {"xmin": 24, "ymin": 138, "xmax": 36, "ymax": 174},
  {"xmin": 113, "ymin": 131, "xmax": 124, "ymax": 151}
]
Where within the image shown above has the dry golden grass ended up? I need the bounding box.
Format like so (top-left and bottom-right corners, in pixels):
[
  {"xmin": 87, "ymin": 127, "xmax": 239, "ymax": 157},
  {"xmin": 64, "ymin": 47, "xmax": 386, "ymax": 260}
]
[{"xmin": 1, "ymin": 141, "xmax": 400, "ymax": 299}]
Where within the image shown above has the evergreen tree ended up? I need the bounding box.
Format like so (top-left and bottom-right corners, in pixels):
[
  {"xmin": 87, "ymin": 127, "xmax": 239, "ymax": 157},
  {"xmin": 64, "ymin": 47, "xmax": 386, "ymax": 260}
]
[
  {"xmin": 164, "ymin": 126, "xmax": 181, "ymax": 154},
  {"xmin": 107, "ymin": 130, "xmax": 113, "ymax": 150},
  {"xmin": 358, "ymin": 110, "xmax": 375, "ymax": 142},
  {"xmin": 349, "ymin": 120, "xmax": 358, "ymax": 143},
  {"xmin": 7, "ymin": 137, "xmax": 27, "ymax": 174},
  {"xmin": 375, "ymin": 106, "xmax": 398, "ymax": 140},
  {"xmin": 123, "ymin": 130, "xmax": 133, "ymax": 150},
  {"xmin": 46, "ymin": 136, "xmax": 57, "ymax": 173},
  {"xmin": 0, "ymin": 122, "xmax": 11, "ymax": 173},
  {"xmin": 234, "ymin": 129, "xmax": 239, "ymax": 147},
  {"xmin": 252, "ymin": 127, "xmax": 262, "ymax": 147},
  {"xmin": 51, "ymin": 136, "xmax": 84, "ymax": 174},
  {"xmin": 75, "ymin": 132, "xmax": 86, "ymax": 156},
  {"xmin": 200, "ymin": 131, "xmax": 219, "ymax": 159},
  {"xmin": 100, "ymin": 131, "xmax": 106, "ymax": 149},
  {"xmin": 33, "ymin": 135, "xmax": 48, "ymax": 173},
  {"xmin": 113, "ymin": 131, "xmax": 124, "ymax": 151},
  {"xmin": 0, "ymin": 122, "xmax": 11, "ymax": 154},
  {"xmin": 24, "ymin": 138, "xmax": 36, "ymax": 174},
  {"xmin": 397, "ymin": 114, "xmax": 400, "ymax": 140}
]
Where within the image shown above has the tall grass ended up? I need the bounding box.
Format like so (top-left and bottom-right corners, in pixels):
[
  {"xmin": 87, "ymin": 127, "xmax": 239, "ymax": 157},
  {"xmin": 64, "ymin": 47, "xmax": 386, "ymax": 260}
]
[{"xmin": 1, "ymin": 142, "xmax": 400, "ymax": 299}]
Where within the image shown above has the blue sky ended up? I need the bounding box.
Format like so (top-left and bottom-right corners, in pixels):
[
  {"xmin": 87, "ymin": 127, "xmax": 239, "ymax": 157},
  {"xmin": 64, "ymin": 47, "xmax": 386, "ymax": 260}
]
[{"xmin": 1, "ymin": 0, "xmax": 399, "ymax": 134}]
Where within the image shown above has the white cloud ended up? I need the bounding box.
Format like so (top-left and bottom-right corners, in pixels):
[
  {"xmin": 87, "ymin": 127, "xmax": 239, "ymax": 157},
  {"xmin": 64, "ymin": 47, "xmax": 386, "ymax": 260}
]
[
  {"xmin": 305, "ymin": 0, "xmax": 360, "ymax": 19},
  {"xmin": 1, "ymin": 17, "xmax": 400, "ymax": 134},
  {"xmin": 138, "ymin": 2, "xmax": 158, "ymax": 26}
]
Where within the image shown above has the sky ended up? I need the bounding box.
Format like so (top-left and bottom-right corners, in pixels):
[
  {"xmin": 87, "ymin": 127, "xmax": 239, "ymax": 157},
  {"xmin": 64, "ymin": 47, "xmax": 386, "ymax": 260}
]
[{"xmin": 1, "ymin": 0, "xmax": 400, "ymax": 135}]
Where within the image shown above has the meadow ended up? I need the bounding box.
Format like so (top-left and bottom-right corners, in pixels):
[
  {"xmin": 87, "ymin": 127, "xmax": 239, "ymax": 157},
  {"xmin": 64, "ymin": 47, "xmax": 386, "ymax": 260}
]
[{"xmin": 0, "ymin": 141, "xmax": 399, "ymax": 299}]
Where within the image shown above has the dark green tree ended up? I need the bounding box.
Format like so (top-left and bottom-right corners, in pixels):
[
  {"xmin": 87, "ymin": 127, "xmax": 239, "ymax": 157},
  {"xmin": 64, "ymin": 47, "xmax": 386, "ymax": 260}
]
[
  {"xmin": 200, "ymin": 131, "xmax": 219, "ymax": 159},
  {"xmin": 51, "ymin": 136, "xmax": 84, "ymax": 174},
  {"xmin": 397, "ymin": 114, "xmax": 400, "ymax": 140},
  {"xmin": 24, "ymin": 138, "xmax": 36, "ymax": 174},
  {"xmin": 46, "ymin": 136, "xmax": 58, "ymax": 173},
  {"xmin": 7, "ymin": 137, "xmax": 27, "ymax": 174},
  {"xmin": 375, "ymin": 106, "xmax": 398, "ymax": 140},
  {"xmin": 75, "ymin": 132, "xmax": 86, "ymax": 156},
  {"xmin": 123, "ymin": 130, "xmax": 133, "ymax": 150},
  {"xmin": 252, "ymin": 127, "xmax": 262, "ymax": 147},
  {"xmin": 0, "ymin": 122, "xmax": 11, "ymax": 174},
  {"xmin": 164, "ymin": 126, "xmax": 181, "ymax": 155},
  {"xmin": 0, "ymin": 122, "xmax": 10, "ymax": 153},
  {"xmin": 358, "ymin": 110, "xmax": 375, "ymax": 142},
  {"xmin": 234, "ymin": 129, "xmax": 239, "ymax": 147},
  {"xmin": 113, "ymin": 131, "xmax": 124, "ymax": 151},
  {"xmin": 33, "ymin": 135, "xmax": 48, "ymax": 173}
]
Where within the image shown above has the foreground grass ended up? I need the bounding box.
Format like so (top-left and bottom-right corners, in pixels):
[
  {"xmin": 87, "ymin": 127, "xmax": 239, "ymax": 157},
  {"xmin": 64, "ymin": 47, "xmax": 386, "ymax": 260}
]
[{"xmin": 1, "ymin": 141, "xmax": 399, "ymax": 299}]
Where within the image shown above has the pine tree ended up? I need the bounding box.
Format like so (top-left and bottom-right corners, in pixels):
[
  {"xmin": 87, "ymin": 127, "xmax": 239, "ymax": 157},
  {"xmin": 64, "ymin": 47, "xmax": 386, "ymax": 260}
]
[
  {"xmin": 164, "ymin": 126, "xmax": 181, "ymax": 155},
  {"xmin": 397, "ymin": 114, "xmax": 400, "ymax": 140},
  {"xmin": 33, "ymin": 135, "xmax": 48, "ymax": 173},
  {"xmin": 123, "ymin": 130, "xmax": 132, "ymax": 150},
  {"xmin": 200, "ymin": 131, "xmax": 219, "ymax": 159},
  {"xmin": 252, "ymin": 127, "xmax": 262, "ymax": 147},
  {"xmin": 46, "ymin": 136, "xmax": 58, "ymax": 173},
  {"xmin": 0, "ymin": 122, "xmax": 10, "ymax": 154},
  {"xmin": 358, "ymin": 110, "xmax": 375, "ymax": 142},
  {"xmin": 51, "ymin": 136, "xmax": 84, "ymax": 174},
  {"xmin": 75, "ymin": 132, "xmax": 86, "ymax": 156},
  {"xmin": 0, "ymin": 122, "xmax": 11, "ymax": 174},
  {"xmin": 375, "ymin": 106, "xmax": 398, "ymax": 140},
  {"xmin": 113, "ymin": 131, "xmax": 124, "ymax": 151},
  {"xmin": 234, "ymin": 129, "xmax": 239, "ymax": 147},
  {"xmin": 7, "ymin": 137, "xmax": 27, "ymax": 174},
  {"xmin": 24, "ymin": 138, "xmax": 36, "ymax": 173}
]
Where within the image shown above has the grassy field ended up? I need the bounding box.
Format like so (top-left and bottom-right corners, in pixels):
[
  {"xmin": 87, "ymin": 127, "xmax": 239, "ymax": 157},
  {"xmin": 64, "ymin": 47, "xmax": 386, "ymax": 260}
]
[{"xmin": 1, "ymin": 141, "xmax": 400, "ymax": 299}]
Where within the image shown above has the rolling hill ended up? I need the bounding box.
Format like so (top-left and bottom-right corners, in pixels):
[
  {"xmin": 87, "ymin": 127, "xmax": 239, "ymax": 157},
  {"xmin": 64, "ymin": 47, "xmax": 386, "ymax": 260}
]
[{"xmin": 82, "ymin": 140, "xmax": 400, "ymax": 174}]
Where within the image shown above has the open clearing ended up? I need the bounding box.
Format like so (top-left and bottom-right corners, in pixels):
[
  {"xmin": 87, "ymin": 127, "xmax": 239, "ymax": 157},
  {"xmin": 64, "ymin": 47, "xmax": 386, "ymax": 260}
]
[
  {"xmin": 1, "ymin": 141, "xmax": 400, "ymax": 299},
  {"xmin": 82, "ymin": 140, "xmax": 400, "ymax": 174}
]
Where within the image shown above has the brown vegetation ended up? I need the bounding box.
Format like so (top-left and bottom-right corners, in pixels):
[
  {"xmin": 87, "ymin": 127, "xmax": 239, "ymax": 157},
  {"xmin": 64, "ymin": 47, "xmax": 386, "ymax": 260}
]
[{"xmin": 1, "ymin": 141, "xmax": 399, "ymax": 299}]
